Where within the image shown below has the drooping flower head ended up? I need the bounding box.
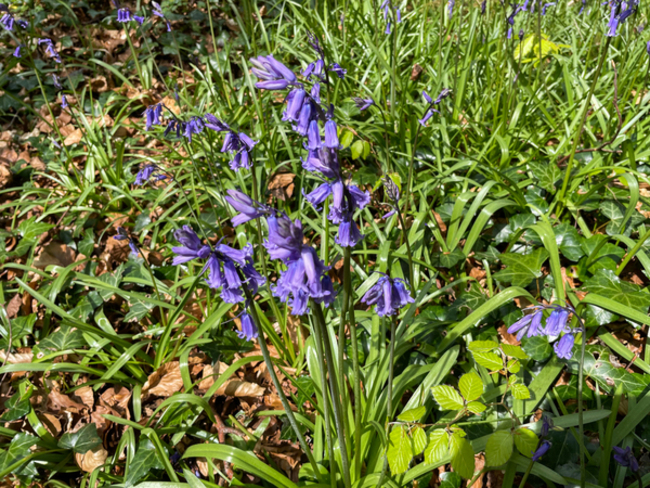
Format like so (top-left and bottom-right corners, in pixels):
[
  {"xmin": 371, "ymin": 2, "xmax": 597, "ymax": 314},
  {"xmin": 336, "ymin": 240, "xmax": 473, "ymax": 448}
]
[
  {"xmin": 134, "ymin": 163, "xmax": 166, "ymax": 186},
  {"xmin": 532, "ymin": 440, "xmax": 552, "ymax": 462},
  {"xmin": 1, "ymin": 12, "xmax": 13, "ymax": 30},
  {"xmin": 606, "ymin": 0, "xmax": 636, "ymax": 37},
  {"xmin": 152, "ymin": 1, "xmax": 171, "ymax": 31},
  {"xmin": 612, "ymin": 446, "xmax": 639, "ymax": 472},
  {"xmin": 553, "ymin": 333, "xmax": 575, "ymax": 360},
  {"xmin": 361, "ymin": 274, "xmax": 415, "ymax": 317},
  {"xmin": 419, "ymin": 88, "xmax": 450, "ymax": 126},
  {"xmin": 13, "ymin": 45, "xmax": 22, "ymax": 58},
  {"xmin": 117, "ymin": 8, "xmax": 132, "ymax": 22},
  {"xmin": 329, "ymin": 63, "xmax": 347, "ymax": 79},
  {"xmin": 250, "ymin": 54, "xmax": 298, "ymax": 90},
  {"xmin": 507, "ymin": 308, "xmax": 544, "ymax": 340},
  {"xmin": 38, "ymin": 39, "xmax": 62, "ymax": 63},
  {"xmin": 264, "ymin": 214, "xmax": 335, "ymax": 314},
  {"xmin": 238, "ymin": 310, "xmax": 258, "ymax": 341},
  {"xmin": 352, "ymin": 97, "xmax": 375, "ymax": 111},
  {"xmin": 143, "ymin": 103, "xmax": 163, "ymax": 131},
  {"xmin": 220, "ymin": 130, "xmax": 257, "ymax": 171},
  {"xmin": 114, "ymin": 226, "xmax": 139, "ymax": 256},
  {"xmin": 225, "ymin": 189, "xmax": 272, "ymax": 226},
  {"xmin": 183, "ymin": 116, "xmax": 205, "ymax": 143}
]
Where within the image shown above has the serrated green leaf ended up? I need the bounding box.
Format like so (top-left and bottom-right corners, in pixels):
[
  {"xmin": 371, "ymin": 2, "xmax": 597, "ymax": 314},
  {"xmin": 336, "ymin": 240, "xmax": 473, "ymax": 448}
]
[
  {"xmin": 513, "ymin": 427, "xmax": 538, "ymax": 458},
  {"xmin": 510, "ymin": 383, "xmax": 530, "ymax": 400},
  {"xmin": 387, "ymin": 425, "xmax": 412, "ymax": 475},
  {"xmin": 411, "ymin": 426, "xmax": 428, "ymax": 454},
  {"xmin": 501, "ymin": 344, "xmax": 528, "ymax": 359},
  {"xmin": 466, "ymin": 401, "xmax": 486, "ymax": 414},
  {"xmin": 424, "ymin": 429, "xmax": 449, "ymax": 464},
  {"xmin": 494, "ymin": 248, "xmax": 549, "ymax": 287},
  {"xmin": 468, "ymin": 340, "xmax": 499, "ymax": 352},
  {"xmin": 507, "ymin": 359, "xmax": 521, "ymax": 374},
  {"xmin": 459, "ymin": 372, "xmax": 483, "ymax": 402},
  {"xmin": 398, "ymin": 406, "xmax": 426, "ymax": 422},
  {"xmin": 471, "ymin": 351, "xmax": 503, "ymax": 371},
  {"xmin": 362, "ymin": 141, "xmax": 371, "ymax": 159},
  {"xmin": 58, "ymin": 423, "xmax": 102, "ymax": 454},
  {"xmin": 340, "ymin": 130, "xmax": 354, "ymax": 149},
  {"xmin": 431, "ymin": 385, "xmax": 465, "ymax": 411},
  {"xmin": 449, "ymin": 431, "xmax": 475, "ymax": 479},
  {"xmin": 485, "ymin": 430, "xmax": 513, "ymax": 466},
  {"xmin": 126, "ymin": 439, "xmax": 164, "ymax": 487}
]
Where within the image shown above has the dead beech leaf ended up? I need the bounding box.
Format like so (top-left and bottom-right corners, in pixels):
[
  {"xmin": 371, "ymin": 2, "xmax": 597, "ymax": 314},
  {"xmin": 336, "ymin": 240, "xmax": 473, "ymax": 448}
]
[
  {"xmin": 30, "ymin": 156, "xmax": 46, "ymax": 171},
  {"xmin": 63, "ymin": 128, "xmax": 83, "ymax": 146},
  {"xmin": 76, "ymin": 446, "xmax": 108, "ymax": 473},
  {"xmin": 48, "ymin": 390, "xmax": 88, "ymax": 414},
  {"xmin": 196, "ymin": 457, "xmax": 209, "ymax": 477},
  {"xmin": 217, "ymin": 379, "xmax": 265, "ymax": 397},
  {"xmin": 198, "ymin": 362, "xmax": 229, "ymax": 390},
  {"xmin": 161, "ymin": 95, "xmax": 180, "ymax": 115},
  {"xmin": 99, "ymin": 385, "xmax": 132, "ymax": 419},
  {"xmin": 90, "ymin": 76, "xmax": 109, "ymax": 93},
  {"xmin": 72, "ymin": 386, "xmax": 94, "ymax": 410},
  {"xmin": 0, "ymin": 349, "xmax": 33, "ymax": 364},
  {"xmin": 410, "ymin": 63, "xmax": 423, "ymax": 81},
  {"xmin": 142, "ymin": 361, "xmax": 183, "ymax": 397},
  {"xmin": 34, "ymin": 242, "xmax": 76, "ymax": 269},
  {"xmin": 37, "ymin": 413, "xmax": 62, "ymax": 437},
  {"xmin": 268, "ymin": 173, "xmax": 295, "ymax": 201},
  {"xmin": 0, "ymin": 164, "xmax": 12, "ymax": 189}
]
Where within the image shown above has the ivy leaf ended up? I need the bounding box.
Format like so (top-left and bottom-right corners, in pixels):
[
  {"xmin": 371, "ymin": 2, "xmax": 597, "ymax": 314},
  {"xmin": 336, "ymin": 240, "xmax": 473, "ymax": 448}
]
[
  {"xmin": 485, "ymin": 430, "xmax": 513, "ymax": 466},
  {"xmin": 494, "ymin": 248, "xmax": 549, "ymax": 287},
  {"xmin": 449, "ymin": 431, "xmax": 475, "ymax": 479},
  {"xmin": 125, "ymin": 438, "xmax": 164, "ymax": 487},
  {"xmin": 432, "ymin": 249, "xmax": 466, "ymax": 268},
  {"xmin": 387, "ymin": 425, "xmax": 413, "ymax": 475},
  {"xmin": 521, "ymin": 335, "xmax": 552, "ymax": 361},
  {"xmin": 1, "ymin": 391, "xmax": 31, "ymax": 421},
  {"xmin": 529, "ymin": 160, "xmax": 561, "ymax": 193},
  {"xmin": 398, "ymin": 406, "xmax": 426, "ymax": 422},
  {"xmin": 466, "ymin": 401, "xmax": 487, "ymax": 414},
  {"xmin": 583, "ymin": 269, "xmax": 650, "ymax": 324},
  {"xmin": 440, "ymin": 472, "xmax": 463, "ymax": 488},
  {"xmin": 510, "ymin": 383, "xmax": 530, "ymax": 400},
  {"xmin": 424, "ymin": 429, "xmax": 449, "ymax": 464},
  {"xmin": 411, "ymin": 426, "xmax": 428, "ymax": 455},
  {"xmin": 501, "ymin": 344, "xmax": 528, "ymax": 359},
  {"xmin": 468, "ymin": 340, "xmax": 499, "ymax": 352},
  {"xmin": 514, "ymin": 427, "xmax": 539, "ymax": 458},
  {"xmin": 458, "ymin": 372, "xmax": 483, "ymax": 402},
  {"xmin": 0, "ymin": 432, "xmax": 38, "ymax": 476},
  {"xmin": 39, "ymin": 326, "xmax": 86, "ymax": 351},
  {"xmin": 554, "ymin": 223, "xmax": 584, "ymax": 261},
  {"xmin": 431, "ymin": 385, "xmax": 465, "ymax": 411},
  {"xmin": 58, "ymin": 423, "xmax": 102, "ymax": 454},
  {"xmin": 471, "ymin": 351, "xmax": 503, "ymax": 371}
]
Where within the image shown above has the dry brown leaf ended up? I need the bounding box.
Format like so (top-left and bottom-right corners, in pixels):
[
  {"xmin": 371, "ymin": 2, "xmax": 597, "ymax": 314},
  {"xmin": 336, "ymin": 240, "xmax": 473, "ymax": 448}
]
[
  {"xmin": 30, "ymin": 156, "xmax": 46, "ymax": 171},
  {"xmin": 34, "ymin": 242, "xmax": 77, "ymax": 269},
  {"xmin": 72, "ymin": 386, "xmax": 94, "ymax": 410},
  {"xmin": 90, "ymin": 76, "xmax": 109, "ymax": 93},
  {"xmin": 0, "ymin": 164, "xmax": 12, "ymax": 188},
  {"xmin": 268, "ymin": 173, "xmax": 295, "ymax": 201},
  {"xmin": 410, "ymin": 63, "xmax": 423, "ymax": 81},
  {"xmin": 142, "ymin": 361, "xmax": 183, "ymax": 397},
  {"xmin": 63, "ymin": 128, "xmax": 83, "ymax": 146},
  {"xmin": 5, "ymin": 293, "xmax": 22, "ymax": 318},
  {"xmin": 98, "ymin": 386, "xmax": 132, "ymax": 419},
  {"xmin": 76, "ymin": 446, "xmax": 108, "ymax": 473},
  {"xmin": 37, "ymin": 413, "xmax": 62, "ymax": 437},
  {"xmin": 161, "ymin": 96, "xmax": 180, "ymax": 115},
  {"xmin": 48, "ymin": 390, "xmax": 88, "ymax": 414},
  {"xmin": 0, "ymin": 349, "xmax": 33, "ymax": 364},
  {"xmin": 217, "ymin": 379, "xmax": 265, "ymax": 397},
  {"xmin": 196, "ymin": 457, "xmax": 209, "ymax": 477},
  {"xmin": 198, "ymin": 362, "xmax": 229, "ymax": 390}
]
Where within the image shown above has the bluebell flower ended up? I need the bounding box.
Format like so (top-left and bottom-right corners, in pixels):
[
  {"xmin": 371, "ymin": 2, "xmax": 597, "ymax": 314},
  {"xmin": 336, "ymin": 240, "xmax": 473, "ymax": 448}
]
[
  {"xmin": 324, "ymin": 120, "xmax": 339, "ymax": 149},
  {"xmin": 544, "ymin": 308, "xmax": 569, "ymax": 336},
  {"xmin": 302, "ymin": 59, "xmax": 325, "ymax": 81},
  {"xmin": 221, "ymin": 130, "xmax": 257, "ymax": 171},
  {"xmin": 519, "ymin": 29, "xmax": 525, "ymax": 40},
  {"xmin": 336, "ymin": 218, "xmax": 364, "ymax": 247},
  {"xmin": 295, "ymin": 101, "xmax": 314, "ymax": 136},
  {"xmin": 311, "ymin": 83, "xmax": 321, "ymax": 103},
  {"xmin": 184, "ymin": 116, "xmax": 205, "ymax": 142},
  {"xmin": 607, "ymin": 0, "xmax": 635, "ymax": 37},
  {"xmin": 385, "ymin": 21, "xmax": 391, "ymax": 34},
  {"xmin": 16, "ymin": 19, "xmax": 27, "ymax": 29},
  {"xmin": 250, "ymin": 55, "xmax": 298, "ymax": 90},
  {"xmin": 225, "ymin": 189, "xmax": 271, "ymax": 226},
  {"xmin": 204, "ymin": 113, "xmax": 230, "ymax": 132},
  {"xmin": 134, "ymin": 15, "xmax": 145, "ymax": 24},
  {"xmin": 553, "ymin": 333, "xmax": 575, "ymax": 360},
  {"xmin": 283, "ymin": 88, "xmax": 306, "ymax": 122},
  {"xmin": 507, "ymin": 309, "xmax": 544, "ymax": 340},
  {"xmin": 302, "ymin": 147, "xmax": 340, "ymax": 179},
  {"xmin": 532, "ymin": 440, "xmax": 551, "ymax": 461},
  {"xmin": 61, "ymin": 94, "xmax": 68, "ymax": 109},
  {"xmin": 52, "ymin": 74, "xmax": 63, "ymax": 90},
  {"xmin": 144, "ymin": 103, "xmax": 163, "ymax": 131},
  {"xmin": 419, "ymin": 89, "xmax": 449, "ymax": 126},
  {"xmin": 397, "ymin": 8, "xmax": 401, "ymax": 22},
  {"xmin": 238, "ymin": 311, "xmax": 258, "ymax": 341},
  {"xmin": 114, "ymin": 227, "xmax": 139, "ymax": 256},
  {"xmin": 172, "ymin": 226, "xmax": 211, "ymax": 264},
  {"xmin": 540, "ymin": 416, "xmax": 554, "ymax": 437},
  {"xmin": 329, "ymin": 63, "xmax": 347, "ymax": 79},
  {"xmin": 13, "ymin": 45, "xmax": 21, "ymax": 58},
  {"xmin": 352, "ymin": 97, "xmax": 375, "ymax": 111},
  {"xmin": 448, "ymin": 0, "xmax": 455, "ymax": 18},
  {"xmin": 613, "ymin": 446, "xmax": 639, "ymax": 472},
  {"xmin": 647, "ymin": 40, "xmax": 650, "ymax": 55},
  {"xmin": 135, "ymin": 163, "xmax": 166, "ymax": 185},
  {"xmin": 1, "ymin": 12, "xmax": 13, "ymax": 30},
  {"xmin": 117, "ymin": 8, "xmax": 132, "ymax": 22},
  {"xmin": 328, "ymin": 180, "xmax": 371, "ymax": 223},
  {"xmin": 264, "ymin": 214, "xmax": 335, "ymax": 315},
  {"xmin": 39, "ymin": 39, "xmax": 62, "ymax": 63},
  {"xmin": 542, "ymin": 2, "xmax": 555, "ymax": 14},
  {"xmin": 506, "ymin": 4, "xmax": 522, "ymax": 38},
  {"xmin": 164, "ymin": 119, "xmax": 184, "ymax": 138},
  {"xmin": 151, "ymin": 1, "xmax": 171, "ymax": 31},
  {"xmin": 361, "ymin": 274, "xmax": 414, "ymax": 317}
]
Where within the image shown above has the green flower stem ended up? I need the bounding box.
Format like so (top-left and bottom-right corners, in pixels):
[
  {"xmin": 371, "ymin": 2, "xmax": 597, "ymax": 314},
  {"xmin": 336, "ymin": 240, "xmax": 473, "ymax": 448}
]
[
  {"xmin": 240, "ymin": 282, "xmax": 323, "ymax": 480},
  {"xmin": 310, "ymin": 305, "xmax": 338, "ymax": 488},
  {"xmin": 313, "ymin": 302, "xmax": 352, "ymax": 488},
  {"xmin": 575, "ymin": 311, "xmax": 588, "ymax": 488},
  {"xmin": 558, "ymin": 37, "xmax": 611, "ymax": 206},
  {"xmin": 123, "ymin": 25, "xmax": 146, "ymax": 89}
]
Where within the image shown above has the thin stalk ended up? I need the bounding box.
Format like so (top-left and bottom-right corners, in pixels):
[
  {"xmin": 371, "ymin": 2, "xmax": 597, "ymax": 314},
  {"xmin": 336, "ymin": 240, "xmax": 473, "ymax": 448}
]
[
  {"xmin": 241, "ymin": 283, "xmax": 322, "ymax": 479},
  {"xmin": 558, "ymin": 37, "xmax": 611, "ymax": 205},
  {"xmin": 376, "ymin": 316, "xmax": 397, "ymax": 488},
  {"xmin": 123, "ymin": 25, "xmax": 146, "ymax": 88},
  {"xmin": 310, "ymin": 309, "xmax": 338, "ymax": 488},
  {"xmin": 575, "ymin": 312, "xmax": 588, "ymax": 488},
  {"xmin": 313, "ymin": 303, "xmax": 352, "ymax": 488},
  {"xmin": 396, "ymin": 204, "xmax": 415, "ymax": 294}
]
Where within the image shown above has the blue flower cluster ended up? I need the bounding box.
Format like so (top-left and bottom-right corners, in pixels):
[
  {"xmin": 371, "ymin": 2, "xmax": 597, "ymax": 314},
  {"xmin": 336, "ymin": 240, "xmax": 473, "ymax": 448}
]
[
  {"xmin": 419, "ymin": 88, "xmax": 450, "ymax": 126},
  {"xmin": 250, "ymin": 43, "xmax": 370, "ymax": 248},
  {"xmin": 225, "ymin": 189, "xmax": 335, "ymax": 315},
  {"xmin": 606, "ymin": 0, "xmax": 637, "ymax": 37},
  {"xmin": 361, "ymin": 274, "xmax": 414, "ymax": 317},
  {"xmin": 507, "ymin": 305, "xmax": 580, "ymax": 360},
  {"xmin": 380, "ymin": 0, "xmax": 402, "ymax": 34},
  {"xmin": 112, "ymin": 0, "xmax": 170, "ymax": 29}
]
